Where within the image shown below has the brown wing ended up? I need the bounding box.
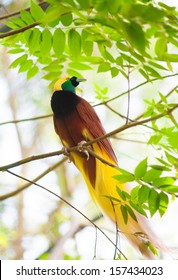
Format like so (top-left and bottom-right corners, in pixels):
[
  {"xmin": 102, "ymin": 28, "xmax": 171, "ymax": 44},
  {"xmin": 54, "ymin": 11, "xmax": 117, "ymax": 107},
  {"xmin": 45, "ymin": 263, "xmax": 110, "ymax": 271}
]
[{"xmin": 76, "ymin": 96, "xmax": 117, "ymax": 164}]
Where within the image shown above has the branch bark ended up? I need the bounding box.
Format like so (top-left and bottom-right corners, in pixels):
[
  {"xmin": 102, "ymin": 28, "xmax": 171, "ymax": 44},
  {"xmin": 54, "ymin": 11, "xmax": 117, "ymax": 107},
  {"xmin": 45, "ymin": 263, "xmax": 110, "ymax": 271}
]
[{"xmin": 0, "ymin": 104, "xmax": 177, "ymax": 172}]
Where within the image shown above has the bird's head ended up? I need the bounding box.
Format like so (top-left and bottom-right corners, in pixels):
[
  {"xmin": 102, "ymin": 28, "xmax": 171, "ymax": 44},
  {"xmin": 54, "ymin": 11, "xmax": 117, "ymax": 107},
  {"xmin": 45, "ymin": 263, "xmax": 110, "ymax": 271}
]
[{"xmin": 53, "ymin": 76, "xmax": 86, "ymax": 93}]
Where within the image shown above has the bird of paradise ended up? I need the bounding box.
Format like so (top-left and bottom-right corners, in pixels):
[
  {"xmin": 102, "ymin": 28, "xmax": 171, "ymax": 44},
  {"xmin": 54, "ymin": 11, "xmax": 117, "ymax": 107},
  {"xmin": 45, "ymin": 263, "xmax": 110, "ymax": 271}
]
[{"xmin": 51, "ymin": 75, "xmax": 163, "ymax": 259}]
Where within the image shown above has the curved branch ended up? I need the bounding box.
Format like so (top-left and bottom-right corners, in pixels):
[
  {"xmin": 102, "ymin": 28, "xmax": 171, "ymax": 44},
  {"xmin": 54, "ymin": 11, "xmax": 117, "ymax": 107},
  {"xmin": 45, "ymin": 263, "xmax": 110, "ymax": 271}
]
[
  {"xmin": 0, "ymin": 22, "xmax": 39, "ymax": 39},
  {"xmin": 0, "ymin": 114, "xmax": 52, "ymax": 126},
  {"xmin": 0, "ymin": 2, "xmax": 48, "ymax": 21},
  {"xmin": 85, "ymin": 104, "xmax": 178, "ymax": 147},
  {"xmin": 0, "ymin": 158, "xmax": 67, "ymax": 201},
  {"xmin": 94, "ymin": 73, "xmax": 178, "ymax": 107},
  {"xmin": 6, "ymin": 169, "xmax": 127, "ymax": 260},
  {"xmin": 1, "ymin": 75, "xmax": 177, "ymax": 127},
  {"xmin": 0, "ymin": 104, "xmax": 177, "ymax": 172}
]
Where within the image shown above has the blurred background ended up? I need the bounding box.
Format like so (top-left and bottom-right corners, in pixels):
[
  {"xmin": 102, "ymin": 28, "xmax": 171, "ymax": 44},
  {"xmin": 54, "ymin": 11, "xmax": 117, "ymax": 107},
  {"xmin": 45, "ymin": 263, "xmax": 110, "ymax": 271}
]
[{"xmin": 0, "ymin": 0, "xmax": 178, "ymax": 260}]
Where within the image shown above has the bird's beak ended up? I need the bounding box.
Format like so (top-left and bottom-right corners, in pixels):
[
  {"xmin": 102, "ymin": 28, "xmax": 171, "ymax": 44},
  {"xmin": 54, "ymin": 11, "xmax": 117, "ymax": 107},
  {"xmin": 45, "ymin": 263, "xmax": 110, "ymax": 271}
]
[{"xmin": 76, "ymin": 78, "xmax": 86, "ymax": 83}]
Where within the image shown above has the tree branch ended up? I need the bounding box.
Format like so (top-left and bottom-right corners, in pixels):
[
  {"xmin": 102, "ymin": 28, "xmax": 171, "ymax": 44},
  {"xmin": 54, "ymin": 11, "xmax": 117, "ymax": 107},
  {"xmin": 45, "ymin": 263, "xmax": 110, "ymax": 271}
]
[
  {"xmin": 0, "ymin": 158, "xmax": 67, "ymax": 201},
  {"xmin": 0, "ymin": 2, "xmax": 48, "ymax": 21},
  {"xmin": 1, "ymin": 75, "xmax": 177, "ymax": 127},
  {"xmin": 94, "ymin": 73, "xmax": 178, "ymax": 107},
  {"xmin": 85, "ymin": 104, "xmax": 178, "ymax": 147},
  {"xmin": 6, "ymin": 169, "xmax": 127, "ymax": 260},
  {"xmin": 0, "ymin": 114, "xmax": 52, "ymax": 126},
  {"xmin": 0, "ymin": 104, "xmax": 177, "ymax": 172},
  {"xmin": 0, "ymin": 22, "xmax": 39, "ymax": 39}
]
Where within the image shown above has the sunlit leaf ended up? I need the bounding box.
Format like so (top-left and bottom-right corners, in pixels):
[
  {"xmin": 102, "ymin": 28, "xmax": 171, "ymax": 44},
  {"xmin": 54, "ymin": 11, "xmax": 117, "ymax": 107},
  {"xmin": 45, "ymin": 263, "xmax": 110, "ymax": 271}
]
[
  {"xmin": 68, "ymin": 29, "xmax": 81, "ymax": 59},
  {"xmin": 159, "ymin": 192, "xmax": 168, "ymax": 217},
  {"xmin": 134, "ymin": 158, "xmax": 148, "ymax": 179},
  {"xmin": 53, "ymin": 28, "xmax": 65, "ymax": 57},
  {"xmin": 30, "ymin": 0, "xmax": 45, "ymax": 21},
  {"xmin": 148, "ymin": 189, "xmax": 159, "ymax": 216},
  {"xmin": 121, "ymin": 205, "xmax": 128, "ymax": 224},
  {"xmin": 138, "ymin": 185, "xmax": 150, "ymax": 204}
]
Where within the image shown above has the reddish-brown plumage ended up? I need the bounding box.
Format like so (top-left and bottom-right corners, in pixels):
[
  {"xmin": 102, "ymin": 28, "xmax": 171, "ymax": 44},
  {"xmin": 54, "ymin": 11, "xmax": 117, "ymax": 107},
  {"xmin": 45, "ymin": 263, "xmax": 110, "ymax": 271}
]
[
  {"xmin": 52, "ymin": 89, "xmax": 117, "ymax": 187},
  {"xmin": 51, "ymin": 76, "xmax": 165, "ymax": 259}
]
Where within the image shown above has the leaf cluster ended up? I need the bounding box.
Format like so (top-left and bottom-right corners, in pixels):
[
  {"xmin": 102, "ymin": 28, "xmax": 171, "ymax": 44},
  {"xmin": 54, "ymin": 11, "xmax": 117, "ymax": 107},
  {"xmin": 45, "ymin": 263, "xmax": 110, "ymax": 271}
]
[
  {"xmin": 1, "ymin": 0, "xmax": 178, "ymax": 84},
  {"xmin": 112, "ymin": 156, "xmax": 178, "ymax": 222}
]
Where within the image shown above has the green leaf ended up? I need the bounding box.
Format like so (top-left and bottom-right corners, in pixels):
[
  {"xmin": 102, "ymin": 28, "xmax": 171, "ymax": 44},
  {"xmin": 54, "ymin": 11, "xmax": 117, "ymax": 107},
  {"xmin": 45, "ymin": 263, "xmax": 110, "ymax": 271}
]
[
  {"xmin": 113, "ymin": 173, "xmax": 135, "ymax": 183},
  {"xmin": 159, "ymin": 185, "xmax": 178, "ymax": 193},
  {"xmin": 30, "ymin": 0, "xmax": 45, "ymax": 21},
  {"xmin": 148, "ymin": 61, "xmax": 167, "ymax": 71},
  {"xmin": 68, "ymin": 29, "xmax": 81, "ymax": 59},
  {"xmin": 5, "ymin": 21, "xmax": 19, "ymax": 30},
  {"xmin": 120, "ymin": 205, "xmax": 128, "ymax": 224},
  {"xmin": 105, "ymin": 195, "xmax": 121, "ymax": 204},
  {"xmin": 10, "ymin": 54, "xmax": 28, "ymax": 68},
  {"xmin": 20, "ymin": 10, "xmax": 35, "ymax": 25},
  {"xmin": 165, "ymin": 152, "xmax": 178, "ymax": 167},
  {"xmin": 28, "ymin": 28, "xmax": 41, "ymax": 53},
  {"xmin": 53, "ymin": 28, "xmax": 65, "ymax": 57},
  {"xmin": 8, "ymin": 48, "xmax": 24, "ymax": 54},
  {"xmin": 116, "ymin": 41, "xmax": 129, "ymax": 52},
  {"xmin": 18, "ymin": 59, "xmax": 33, "ymax": 73},
  {"xmin": 143, "ymin": 65, "xmax": 161, "ymax": 78},
  {"xmin": 167, "ymin": 132, "xmax": 178, "ymax": 152},
  {"xmin": 116, "ymin": 56, "xmax": 123, "ymax": 66},
  {"xmin": 143, "ymin": 168, "xmax": 162, "ymax": 183},
  {"xmin": 129, "ymin": 201, "xmax": 147, "ymax": 217},
  {"xmin": 27, "ymin": 65, "xmax": 39, "ymax": 79},
  {"xmin": 139, "ymin": 69, "xmax": 150, "ymax": 80},
  {"xmin": 138, "ymin": 185, "xmax": 150, "ymax": 204},
  {"xmin": 80, "ymin": 56, "xmax": 104, "ymax": 64},
  {"xmin": 125, "ymin": 204, "xmax": 137, "ymax": 222},
  {"xmin": 163, "ymin": 54, "xmax": 178, "ymax": 62},
  {"xmin": 155, "ymin": 37, "xmax": 167, "ymax": 58},
  {"xmin": 76, "ymin": 0, "xmax": 90, "ymax": 9},
  {"xmin": 97, "ymin": 62, "xmax": 111, "ymax": 73},
  {"xmin": 106, "ymin": 0, "xmax": 120, "ymax": 14},
  {"xmin": 153, "ymin": 177, "xmax": 176, "ymax": 188},
  {"xmin": 130, "ymin": 186, "xmax": 140, "ymax": 201},
  {"xmin": 40, "ymin": 29, "xmax": 52, "ymax": 56},
  {"xmin": 67, "ymin": 69, "xmax": 84, "ymax": 78},
  {"xmin": 148, "ymin": 189, "xmax": 159, "ymax": 216},
  {"xmin": 116, "ymin": 186, "xmax": 127, "ymax": 201},
  {"xmin": 134, "ymin": 158, "xmax": 148, "ymax": 179},
  {"xmin": 43, "ymin": 71, "xmax": 61, "ymax": 81},
  {"xmin": 111, "ymin": 67, "xmax": 119, "ymax": 78},
  {"xmin": 60, "ymin": 13, "xmax": 73, "ymax": 26},
  {"xmin": 81, "ymin": 30, "xmax": 93, "ymax": 56},
  {"xmin": 68, "ymin": 62, "xmax": 92, "ymax": 71},
  {"xmin": 122, "ymin": 21, "xmax": 146, "ymax": 53},
  {"xmin": 10, "ymin": 17, "xmax": 26, "ymax": 28},
  {"xmin": 159, "ymin": 192, "xmax": 168, "ymax": 217}
]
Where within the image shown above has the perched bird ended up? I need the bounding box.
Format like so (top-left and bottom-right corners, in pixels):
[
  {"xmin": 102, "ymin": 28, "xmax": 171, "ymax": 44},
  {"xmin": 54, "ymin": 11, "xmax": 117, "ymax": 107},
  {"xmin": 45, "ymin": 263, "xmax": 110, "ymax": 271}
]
[{"xmin": 51, "ymin": 76, "xmax": 162, "ymax": 259}]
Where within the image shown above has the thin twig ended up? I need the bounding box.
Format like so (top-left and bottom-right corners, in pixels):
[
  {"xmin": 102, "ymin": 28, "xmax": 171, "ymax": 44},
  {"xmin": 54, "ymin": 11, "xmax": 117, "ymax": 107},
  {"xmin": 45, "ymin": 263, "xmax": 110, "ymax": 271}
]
[
  {"xmin": 94, "ymin": 73, "xmax": 178, "ymax": 107},
  {"xmin": 0, "ymin": 104, "xmax": 177, "ymax": 172},
  {"xmin": 6, "ymin": 169, "xmax": 128, "ymax": 260},
  {"xmin": 0, "ymin": 158, "xmax": 67, "ymax": 201},
  {"xmin": 126, "ymin": 61, "xmax": 131, "ymax": 124},
  {"xmin": 85, "ymin": 104, "xmax": 178, "ymax": 147},
  {"xmin": 93, "ymin": 226, "xmax": 98, "ymax": 260},
  {"xmin": 1, "ymin": 75, "xmax": 177, "ymax": 127},
  {"xmin": 0, "ymin": 1, "xmax": 48, "ymax": 20},
  {"xmin": 0, "ymin": 114, "xmax": 52, "ymax": 126},
  {"xmin": 0, "ymin": 22, "xmax": 39, "ymax": 39},
  {"xmin": 110, "ymin": 200, "xmax": 119, "ymax": 260}
]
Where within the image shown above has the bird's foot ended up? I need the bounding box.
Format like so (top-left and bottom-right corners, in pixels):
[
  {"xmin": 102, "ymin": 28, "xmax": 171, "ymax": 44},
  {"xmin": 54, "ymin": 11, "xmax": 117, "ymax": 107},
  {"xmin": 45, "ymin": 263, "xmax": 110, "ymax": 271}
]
[
  {"xmin": 77, "ymin": 140, "xmax": 90, "ymax": 160},
  {"xmin": 61, "ymin": 146, "xmax": 72, "ymax": 162}
]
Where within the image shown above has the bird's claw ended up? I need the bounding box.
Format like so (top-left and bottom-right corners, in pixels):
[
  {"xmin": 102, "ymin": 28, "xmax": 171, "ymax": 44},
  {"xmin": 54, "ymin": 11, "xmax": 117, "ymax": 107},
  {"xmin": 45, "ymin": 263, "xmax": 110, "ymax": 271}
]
[
  {"xmin": 62, "ymin": 146, "xmax": 72, "ymax": 162},
  {"xmin": 77, "ymin": 140, "xmax": 90, "ymax": 160}
]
